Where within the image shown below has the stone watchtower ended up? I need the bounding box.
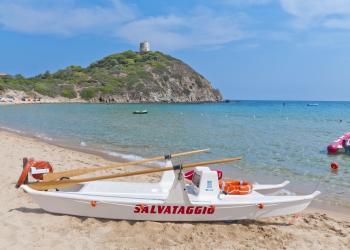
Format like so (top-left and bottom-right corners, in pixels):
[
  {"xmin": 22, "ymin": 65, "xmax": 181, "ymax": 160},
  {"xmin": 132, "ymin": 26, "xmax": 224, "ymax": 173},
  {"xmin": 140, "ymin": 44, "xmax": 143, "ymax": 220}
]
[{"xmin": 139, "ymin": 41, "xmax": 150, "ymax": 53}]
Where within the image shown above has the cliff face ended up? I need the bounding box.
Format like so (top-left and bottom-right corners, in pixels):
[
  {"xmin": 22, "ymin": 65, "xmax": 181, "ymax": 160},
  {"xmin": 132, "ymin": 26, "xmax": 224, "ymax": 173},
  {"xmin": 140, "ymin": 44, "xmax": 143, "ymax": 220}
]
[{"xmin": 0, "ymin": 51, "xmax": 222, "ymax": 103}]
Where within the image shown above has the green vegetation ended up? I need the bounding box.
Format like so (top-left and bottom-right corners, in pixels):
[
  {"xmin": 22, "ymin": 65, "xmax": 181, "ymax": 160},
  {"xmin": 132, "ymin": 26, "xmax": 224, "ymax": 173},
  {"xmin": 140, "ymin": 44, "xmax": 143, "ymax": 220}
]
[
  {"xmin": 0, "ymin": 50, "xmax": 211, "ymax": 101},
  {"xmin": 61, "ymin": 85, "xmax": 77, "ymax": 98},
  {"xmin": 80, "ymin": 87, "xmax": 97, "ymax": 100}
]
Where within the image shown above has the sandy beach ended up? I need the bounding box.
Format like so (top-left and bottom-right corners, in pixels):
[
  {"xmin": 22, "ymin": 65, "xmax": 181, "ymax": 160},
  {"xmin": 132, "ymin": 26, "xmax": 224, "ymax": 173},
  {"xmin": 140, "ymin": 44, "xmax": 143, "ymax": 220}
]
[
  {"xmin": 0, "ymin": 90, "xmax": 85, "ymax": 105},
  {"xmin": 0, "ymin": 130, "xmax": 349, "ymax": 249}
]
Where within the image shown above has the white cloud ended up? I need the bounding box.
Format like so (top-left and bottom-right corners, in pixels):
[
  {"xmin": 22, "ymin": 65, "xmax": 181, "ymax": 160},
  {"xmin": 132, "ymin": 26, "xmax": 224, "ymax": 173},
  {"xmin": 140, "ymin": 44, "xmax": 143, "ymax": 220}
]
[
  {"xmin": 0, "ymin": 1, "xmax": 248, "ymax": 50},
  {"xmin": 280, "ymin": 0, "xmax": 350, "ymax": 29},
  {"xmin": 0, "ymin": 0, "xmax": 135, "ymax": 35},
  {"xmin": 117, "ymin": 8, "xmax": 247, "ymax": 50}
]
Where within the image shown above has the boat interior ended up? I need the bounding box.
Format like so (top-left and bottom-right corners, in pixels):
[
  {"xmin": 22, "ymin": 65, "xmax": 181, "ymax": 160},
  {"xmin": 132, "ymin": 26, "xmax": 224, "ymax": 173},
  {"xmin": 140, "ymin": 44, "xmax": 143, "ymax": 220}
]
[{"xmin": 56, "ymin": 167, "xmax": 291, "ymax": 202}]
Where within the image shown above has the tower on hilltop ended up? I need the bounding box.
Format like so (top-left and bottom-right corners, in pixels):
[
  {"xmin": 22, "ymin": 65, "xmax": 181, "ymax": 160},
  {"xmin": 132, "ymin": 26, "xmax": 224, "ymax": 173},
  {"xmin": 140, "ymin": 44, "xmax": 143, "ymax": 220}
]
[{"xmin": 139, "ymin": 41, "xmax": 150, "ymax": 53}]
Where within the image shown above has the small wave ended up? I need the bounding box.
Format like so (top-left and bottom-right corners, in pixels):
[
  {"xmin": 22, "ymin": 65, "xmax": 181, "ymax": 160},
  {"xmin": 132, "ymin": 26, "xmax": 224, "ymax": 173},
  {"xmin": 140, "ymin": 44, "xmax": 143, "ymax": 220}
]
[
  {"xmin": 104, "ymin": 151, "xmax": 165, "ymax": 167},
  {"xmin": 80, "ymin": 141, "xmax": 87, "ymax": 147},
  {"xmin": 35, "ymin": 133, "xmax": 53, "ymax": 141},
  {"xmin": 0, "ymin": 126, "xmax": 23, "ymax": 134},
  {"xmin": 275, "ymin": 189, "xmax": 296, "ymax": 196}
]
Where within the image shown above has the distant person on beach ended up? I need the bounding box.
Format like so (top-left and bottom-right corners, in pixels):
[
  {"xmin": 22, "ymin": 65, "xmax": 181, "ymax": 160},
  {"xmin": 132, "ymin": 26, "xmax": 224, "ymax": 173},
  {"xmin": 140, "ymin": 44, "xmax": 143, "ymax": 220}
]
[{"xmin": 342, "ymin": 139, "xmax": 350, "ymax": 154}]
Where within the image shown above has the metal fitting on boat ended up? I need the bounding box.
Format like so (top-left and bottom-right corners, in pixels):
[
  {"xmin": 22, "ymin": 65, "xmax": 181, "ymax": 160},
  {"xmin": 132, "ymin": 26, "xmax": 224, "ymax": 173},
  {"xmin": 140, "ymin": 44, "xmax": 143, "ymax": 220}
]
[{"xmin": 90, "ymin": 200, "xmax": 97, "ymax": 208}]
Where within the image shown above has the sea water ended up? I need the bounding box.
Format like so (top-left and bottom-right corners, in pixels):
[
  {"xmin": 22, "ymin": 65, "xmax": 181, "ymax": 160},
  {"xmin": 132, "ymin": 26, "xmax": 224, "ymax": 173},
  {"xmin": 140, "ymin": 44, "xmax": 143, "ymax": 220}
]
[{"xmin": 1, "ymin": 101, "xmax": 349, "ymax": 208}]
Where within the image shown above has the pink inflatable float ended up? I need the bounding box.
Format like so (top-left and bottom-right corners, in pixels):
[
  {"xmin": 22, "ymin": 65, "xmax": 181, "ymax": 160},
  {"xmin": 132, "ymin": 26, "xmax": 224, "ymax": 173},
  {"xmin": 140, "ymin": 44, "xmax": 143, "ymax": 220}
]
[{"xmin": 327, "ymin": 132, "xmax": 350, "ymax": 154}]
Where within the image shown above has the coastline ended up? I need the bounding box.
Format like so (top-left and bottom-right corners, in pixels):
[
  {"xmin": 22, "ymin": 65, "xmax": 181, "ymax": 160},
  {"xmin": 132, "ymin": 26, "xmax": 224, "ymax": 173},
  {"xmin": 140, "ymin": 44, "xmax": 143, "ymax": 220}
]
[
  {"xmin": 0, "ymin": 90, "xmax": 222, "ymax": 105},
  {"xmin": 0, "ymin": 99, "xmax": 223, "ymax": 105},
  {"xmin": 0, "ymin": 129, "xmax": 349, "ymax": 249}
]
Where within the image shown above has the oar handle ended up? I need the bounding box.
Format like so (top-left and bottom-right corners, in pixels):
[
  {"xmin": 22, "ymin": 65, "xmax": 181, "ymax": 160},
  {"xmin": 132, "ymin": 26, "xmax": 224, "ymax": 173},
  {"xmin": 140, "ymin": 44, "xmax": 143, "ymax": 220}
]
[
  {"xmin": 169, "ymin": 148, "xmax": 209, "ymax": 159},
  {"xmin": 173, "ymin": 157, "xmax": 241, "ymax": 171}
]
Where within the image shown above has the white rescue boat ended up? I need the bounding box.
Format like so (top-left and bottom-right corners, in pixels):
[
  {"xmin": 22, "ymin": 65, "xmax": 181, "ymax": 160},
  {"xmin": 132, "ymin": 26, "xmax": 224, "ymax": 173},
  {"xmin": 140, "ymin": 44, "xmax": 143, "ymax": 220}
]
[{"xmin": 21, "ymin": 160, "xmax": 319, "ymax": 221}]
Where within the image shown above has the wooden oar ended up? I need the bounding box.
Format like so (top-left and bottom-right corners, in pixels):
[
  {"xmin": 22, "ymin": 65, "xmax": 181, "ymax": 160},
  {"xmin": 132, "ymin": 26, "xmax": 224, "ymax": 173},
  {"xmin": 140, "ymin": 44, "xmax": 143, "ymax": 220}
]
[
  {"xmin": 28, "ymin": 157, "xmax": 241, "ymax": 191},
  {"xmin": 43, "ymin": 148, "xmax": 210, "ymax": 182}
]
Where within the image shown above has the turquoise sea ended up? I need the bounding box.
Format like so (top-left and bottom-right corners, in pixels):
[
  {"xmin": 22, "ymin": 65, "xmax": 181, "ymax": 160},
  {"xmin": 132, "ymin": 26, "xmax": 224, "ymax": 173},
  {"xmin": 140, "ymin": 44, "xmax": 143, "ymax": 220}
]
[{"xmin": 1, "ymin": 101, "xmax": 349, "ymax": 208}]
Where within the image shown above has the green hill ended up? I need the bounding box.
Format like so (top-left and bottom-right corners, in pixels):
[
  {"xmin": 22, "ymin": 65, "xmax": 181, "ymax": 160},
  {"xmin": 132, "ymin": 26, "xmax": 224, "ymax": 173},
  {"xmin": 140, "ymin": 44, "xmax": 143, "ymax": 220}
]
[{"xmin": 0, "ymin": 51, "xmax": 222, "ymax": 103}]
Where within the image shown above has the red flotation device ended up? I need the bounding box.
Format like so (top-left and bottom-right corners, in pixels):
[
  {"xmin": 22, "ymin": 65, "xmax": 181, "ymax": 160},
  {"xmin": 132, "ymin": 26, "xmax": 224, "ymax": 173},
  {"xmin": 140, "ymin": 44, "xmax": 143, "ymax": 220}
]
[
  {"xmin": 16, "ymin": 158, "xmax": 53, "ymax": 188},
  {"xmin": 184, "ymin": 169, "xmax": 223, "ymax": 181},
  {"xmin": 330, "ymin": 162, "xmax": 338, "ymax": 171}
]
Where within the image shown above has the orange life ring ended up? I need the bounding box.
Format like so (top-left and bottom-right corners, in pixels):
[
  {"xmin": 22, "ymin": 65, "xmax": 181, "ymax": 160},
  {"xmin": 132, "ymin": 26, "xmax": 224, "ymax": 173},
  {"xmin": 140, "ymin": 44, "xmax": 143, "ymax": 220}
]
[
  {"xmin": 219, "ymin": 180, "xmax": 252, "ymax": 195},
  {"xmin": 16, "ymin": 159, "xmax": 54, "ymax": 188},
  {"xmin": 16, "ymin": 159, "xmax": 33, "ymax": 188},
  {"xmin": 31, "ymin": 161, "xmax": 53, "ymax": 180}
]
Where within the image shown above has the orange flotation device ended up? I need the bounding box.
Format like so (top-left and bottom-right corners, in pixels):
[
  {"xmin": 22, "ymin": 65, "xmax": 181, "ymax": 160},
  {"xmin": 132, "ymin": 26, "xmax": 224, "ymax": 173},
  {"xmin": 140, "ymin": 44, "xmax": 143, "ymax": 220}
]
[
  {"xmin": 16, "ymin": 158, "xmax": 53, "ymax": 188},
  {"xmin": 330, "ymin": 162, "xmax": 338, "ymax": 171},
  {"xmin": 16, "ymin": 158, "xmax": 32, "ymax": 188},
  {"xmin": 219, "ymin": 180, "xmax": 252, "ymax": 195},
  {"xmin": 30, "ymin": 161, "xmax": 53, "ymax": 180}
]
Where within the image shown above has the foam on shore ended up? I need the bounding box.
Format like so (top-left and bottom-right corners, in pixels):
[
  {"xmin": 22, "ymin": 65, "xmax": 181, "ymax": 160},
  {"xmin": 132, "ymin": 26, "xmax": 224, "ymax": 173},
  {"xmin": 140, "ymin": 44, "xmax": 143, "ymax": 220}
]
[{"xmin": 104, "ymin": 150, "xmax": 165, "ymax": 167}]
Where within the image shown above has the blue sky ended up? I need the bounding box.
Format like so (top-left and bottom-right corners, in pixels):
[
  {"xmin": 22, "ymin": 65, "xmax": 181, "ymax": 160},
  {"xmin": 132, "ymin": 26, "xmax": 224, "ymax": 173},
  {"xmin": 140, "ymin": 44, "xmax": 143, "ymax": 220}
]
[{"xmin": 0, "ymin": 0, "xmax": 350, "ymax": 100}]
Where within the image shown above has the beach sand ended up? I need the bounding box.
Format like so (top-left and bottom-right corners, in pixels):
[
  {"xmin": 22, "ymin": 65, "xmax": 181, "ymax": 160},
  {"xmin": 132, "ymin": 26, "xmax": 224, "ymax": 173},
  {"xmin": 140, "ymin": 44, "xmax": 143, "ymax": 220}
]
[{"xmin": 0, "ymin": 130, "xmax": 349, "ymax": 249}]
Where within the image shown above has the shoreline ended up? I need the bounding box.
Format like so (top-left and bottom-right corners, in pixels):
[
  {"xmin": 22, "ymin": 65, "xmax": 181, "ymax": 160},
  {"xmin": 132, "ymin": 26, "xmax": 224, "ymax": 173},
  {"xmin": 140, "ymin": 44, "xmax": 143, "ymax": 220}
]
[
  {"xmin": 0, "ymin": 127, "xmax": 126, "ymax": 163},
  {"xmin": 0, "ymin": 100, "xmax": 224, "ymax": 105},
  {"xmin": 0, "ymin": 90, "xmax": 222, "ymax": 105},
  {"xmin": 1, "ymin": 128, "xmax": 349, "ymax": 218},
  {"xmin": 0, "ymin": 126, "xmax": 165, "ymax": 166}
]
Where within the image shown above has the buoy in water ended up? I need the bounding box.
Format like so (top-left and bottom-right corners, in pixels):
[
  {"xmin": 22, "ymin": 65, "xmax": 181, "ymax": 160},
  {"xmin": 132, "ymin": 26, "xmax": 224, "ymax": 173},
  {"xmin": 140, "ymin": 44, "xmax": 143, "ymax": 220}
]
[{"xmin": 330, "ymin": 162, "xmax": 338, "ymax": 171}]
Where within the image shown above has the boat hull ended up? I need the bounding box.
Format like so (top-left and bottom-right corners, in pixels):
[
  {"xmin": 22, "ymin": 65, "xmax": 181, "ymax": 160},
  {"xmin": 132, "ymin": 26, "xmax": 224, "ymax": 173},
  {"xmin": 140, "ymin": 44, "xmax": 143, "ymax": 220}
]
[{"xmin": 21, "ymin": 185, "xmax": 319, "ymax": 221}]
